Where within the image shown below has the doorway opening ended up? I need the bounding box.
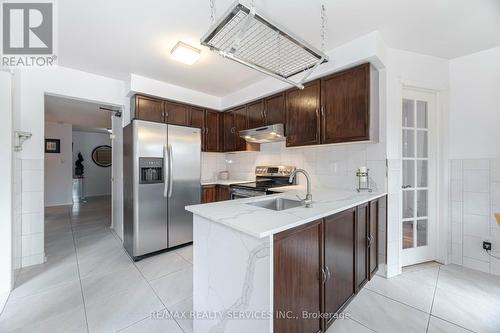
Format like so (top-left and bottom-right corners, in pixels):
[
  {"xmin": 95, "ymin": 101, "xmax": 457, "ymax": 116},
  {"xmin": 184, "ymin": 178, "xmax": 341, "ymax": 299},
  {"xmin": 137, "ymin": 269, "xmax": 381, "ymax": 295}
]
[{"xmin": 42, "ymin": 94, "xmax": 122, "ymax": 268}]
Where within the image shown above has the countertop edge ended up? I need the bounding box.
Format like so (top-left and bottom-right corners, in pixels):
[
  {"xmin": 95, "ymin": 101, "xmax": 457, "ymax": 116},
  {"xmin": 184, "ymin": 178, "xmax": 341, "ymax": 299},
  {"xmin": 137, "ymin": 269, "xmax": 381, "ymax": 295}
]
[{"xmin": 186, "ymin": 191, "xmax": 387, "ymax": 239}]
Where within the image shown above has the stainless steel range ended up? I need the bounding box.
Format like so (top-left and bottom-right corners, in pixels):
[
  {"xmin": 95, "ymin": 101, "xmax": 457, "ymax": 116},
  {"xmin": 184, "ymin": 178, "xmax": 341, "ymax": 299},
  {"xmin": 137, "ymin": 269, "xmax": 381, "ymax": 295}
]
[{"xmin": 230, "ymin": 166, "xmax": 297, "ymax": 199}]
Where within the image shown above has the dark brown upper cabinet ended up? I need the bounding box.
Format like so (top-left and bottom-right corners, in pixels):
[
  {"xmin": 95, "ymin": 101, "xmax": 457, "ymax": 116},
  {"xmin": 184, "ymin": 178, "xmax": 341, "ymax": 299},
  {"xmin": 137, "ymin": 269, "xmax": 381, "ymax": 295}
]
[
  {"xmin": 247, "ymin": 100, "xmax": 266, "ymax": 129},
  {"xmin": 355, "ymin": 203, "xmax": 369, "ymax": 291},
  {"xmin": 264, "ymin": 92, "xmax": 286, "ymax": 126},
  {"xmin": 222, "ymin": 106, "xmax": 249, "ymax": 152},
  {"xmin": 134, "ymin": 95, "xmax": 165, "ymax": 123},
  {"xmin": 233, "ymin": 106, "xmax": 248, "ymax": 151},
  {"xmin": 323, "ymin": 208, "xmax": 356, "ymax": 327},
  {"xmin": 189, "ymin": 106, "xmax": 205, "ymax": 150},
  {"xmin": 285, "ymin": 80, "xmax": 321, "ymax": 147},
  {"xmin": 321, "ymin": 63, "xmax": 370, "ymax": 144},
  {"xmin": 222, "ymin": 111, "xmax": 236, "ymax": 152},
  {"xmin": 274, "ymin": 220, "xmax": 323, "ymax": 333},
  {"xmin": 205, "ymin": 110, "xmax": 220, "ymax": 152},
  {"xmin": 165, "ymin": 101, "xmax": 189, "ymax": 126}
]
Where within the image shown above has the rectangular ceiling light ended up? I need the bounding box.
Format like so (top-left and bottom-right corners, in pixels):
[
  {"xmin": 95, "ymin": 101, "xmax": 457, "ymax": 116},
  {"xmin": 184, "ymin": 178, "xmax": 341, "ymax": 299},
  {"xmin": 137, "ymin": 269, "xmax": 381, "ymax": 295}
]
[{"xmin": 170, "ymin": 41, "xmax": 201, "ymax": 65}]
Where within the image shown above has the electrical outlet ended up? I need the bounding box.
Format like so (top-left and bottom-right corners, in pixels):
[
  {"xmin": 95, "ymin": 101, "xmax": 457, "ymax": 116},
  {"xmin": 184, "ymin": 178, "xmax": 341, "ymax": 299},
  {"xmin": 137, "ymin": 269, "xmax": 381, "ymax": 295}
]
[{"xmin": 483, "ymin": 241, "xmax": 492, "ymax": 251}]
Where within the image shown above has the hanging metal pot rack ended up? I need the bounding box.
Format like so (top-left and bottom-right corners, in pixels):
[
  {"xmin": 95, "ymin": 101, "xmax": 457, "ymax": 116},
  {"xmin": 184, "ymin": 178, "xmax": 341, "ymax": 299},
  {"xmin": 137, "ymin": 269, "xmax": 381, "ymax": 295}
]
[{"xmin": 201, "ymin": 1, "xmax": 328, "ymax": 89}]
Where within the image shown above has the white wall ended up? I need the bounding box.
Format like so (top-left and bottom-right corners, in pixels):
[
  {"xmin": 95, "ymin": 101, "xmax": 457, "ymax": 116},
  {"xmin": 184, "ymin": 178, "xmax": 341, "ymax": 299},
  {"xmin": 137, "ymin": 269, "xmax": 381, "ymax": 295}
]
[
  {"xmin": 129, "ymin": 74, "xmax": 221, "ymax": 112},
  {"xmin": 72, "ymin": 130, "xmax": 112, "ymax": 197},
  {"xmin": 447, "ymin": 47, "xmax": 500, "ymax": 275},
  {"xmin": 449, "ymin": 47, "xmax": 500, "ymax": 159},
  {"xmin": 0, "ymin": 71, "xmax": 13, "ymax": 312},
  {"xmin": 44, "ymin": 122, "xmax": 73, "ymax": 206}
]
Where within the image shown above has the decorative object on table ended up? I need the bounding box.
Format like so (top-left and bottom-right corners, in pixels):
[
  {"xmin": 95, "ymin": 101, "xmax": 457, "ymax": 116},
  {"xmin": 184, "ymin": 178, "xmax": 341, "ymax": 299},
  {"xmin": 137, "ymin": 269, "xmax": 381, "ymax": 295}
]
[
  {"xmin": 45, "ymin": 138, "xmax": 60, "ymax": 153},
  {"xmin": 75, "ymin": 152, "xmax": 84, "ymax": 176},
  {"xmin": 218, "ymin": 171, "xmax": 229, "ymax": 180},
  {"xmin": 91, "ymin": 145, "xmax": 112, "ymax": 167},
  {"xmin": 356, "ymin": 166, "xmax": 372, "ymax": 192},
  {"xmin": 14, "ymin": 131, "xmax": 32, "ymax": 152}
]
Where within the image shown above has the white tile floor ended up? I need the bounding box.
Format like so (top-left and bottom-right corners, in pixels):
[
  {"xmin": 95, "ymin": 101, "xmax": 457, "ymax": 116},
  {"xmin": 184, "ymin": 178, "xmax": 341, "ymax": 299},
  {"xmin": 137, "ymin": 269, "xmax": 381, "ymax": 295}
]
[{"xmin": 1, "ymin": 196, "xmax": 500, "ymax": 333}]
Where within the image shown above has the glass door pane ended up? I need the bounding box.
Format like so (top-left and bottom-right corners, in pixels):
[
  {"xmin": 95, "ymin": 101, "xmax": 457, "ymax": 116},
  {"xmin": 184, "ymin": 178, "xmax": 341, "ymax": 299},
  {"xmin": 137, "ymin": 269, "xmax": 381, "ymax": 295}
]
[{"xmin": 401, "ymin": 97, "xmax": 430, "ymax": 253}]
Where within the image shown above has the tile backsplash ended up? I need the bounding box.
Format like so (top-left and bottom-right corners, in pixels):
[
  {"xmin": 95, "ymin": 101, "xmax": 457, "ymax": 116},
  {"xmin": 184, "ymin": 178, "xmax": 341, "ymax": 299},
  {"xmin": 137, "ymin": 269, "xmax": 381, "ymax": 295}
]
[
  {"xmin": 449, "ymin": 158, "xmax": 500, "ymax": 276},
  {"xmin": 224, "ymin": 141, "xmax": 387, "ymax": 191}
]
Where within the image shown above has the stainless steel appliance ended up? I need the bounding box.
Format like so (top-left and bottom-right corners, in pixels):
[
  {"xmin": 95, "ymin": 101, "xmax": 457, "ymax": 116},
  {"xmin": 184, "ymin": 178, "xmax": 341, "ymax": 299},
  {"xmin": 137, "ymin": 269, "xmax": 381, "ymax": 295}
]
[
  {"xmin": 230, "ymin": 165, "xmax": 296, "ymax": 199},
  {"xmin": 123, "ymin": 120, "xmax": 201, "ymax": 260},
  {"xmin": 239, "ymin": 123, "xmax": 285, "ymax": 143}
]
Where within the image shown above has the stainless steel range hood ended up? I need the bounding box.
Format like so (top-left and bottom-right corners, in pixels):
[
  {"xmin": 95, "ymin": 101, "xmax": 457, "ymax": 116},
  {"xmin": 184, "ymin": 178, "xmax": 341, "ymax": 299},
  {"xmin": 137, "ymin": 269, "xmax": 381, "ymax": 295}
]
[{"xmin": 239, "ymin": 124, "xmax": 285, "ymax": 143}]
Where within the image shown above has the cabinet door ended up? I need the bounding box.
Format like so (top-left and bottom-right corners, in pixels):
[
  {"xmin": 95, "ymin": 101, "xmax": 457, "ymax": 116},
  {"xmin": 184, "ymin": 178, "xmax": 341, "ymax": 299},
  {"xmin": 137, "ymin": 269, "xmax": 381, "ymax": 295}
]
[
  {"xmin": 205, "ymin": 110, "xmax": 219, "ymax": 152},
  {"xmin": 321, "ymin": 63, "xmax": 370, "ymax": 144},
  {"xmin": 135, "ymin": 95, "xmax": 164, "ymax": 123},
  {"xmin": 217, "ymin": 185, "xmax": 230, "ymax": 201},
  {"xmin": 286, "ymin": 80, "xmax": 321, "ymax": 147},
  {"xmin": 324, "ymin": 208, "xmax": 356, "ymax": 327},
  {"xmin": 247, "ymin": 100, "xmax": 265, "ymax": 128},
  {"xmin": 369, "ymin": 199, "xmax": 379, "ymax": 278},
  {"xmin": 222, "ymin": 111, "xmax": 235, "ymax": 152},
  {"xmin": 233, "ymin": 106, "xmax": 248, "ymax": 151},
  {"xmin": 356, "ymin": 203, "xmax": 369, "ymax": 290},
  {"xmin": 165, "ymin": 101, "xmax": 189, "ymax": 126},
  {"xmin": 274, "ymin": 220, "xmax": 323, "ymax": 333},
  {"xmin": 189, "ymin": 106, "xmax": 205, "ymax": 151},
  {"xmin": 264, "ymin": 93, "xmax": 285, "ymax": 125},
  {"xmin": 201, "ymin": 185, "xmax": 217, "ymax": 203}
]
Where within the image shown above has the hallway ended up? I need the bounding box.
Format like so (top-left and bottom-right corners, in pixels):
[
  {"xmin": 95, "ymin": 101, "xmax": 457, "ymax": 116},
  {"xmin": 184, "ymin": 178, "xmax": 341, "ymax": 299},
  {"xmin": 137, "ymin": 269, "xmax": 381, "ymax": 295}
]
[{"xmin": 0, "ymin": 197, "xmax": 193, "ymax": 332}]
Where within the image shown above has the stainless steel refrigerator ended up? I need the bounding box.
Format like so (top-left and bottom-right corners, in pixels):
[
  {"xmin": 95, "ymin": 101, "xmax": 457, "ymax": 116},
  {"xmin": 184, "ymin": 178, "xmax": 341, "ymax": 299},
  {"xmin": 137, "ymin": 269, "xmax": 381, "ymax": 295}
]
[{"xmin": 123, "ymin": 120, "xmax": 201, "ymax": 260}]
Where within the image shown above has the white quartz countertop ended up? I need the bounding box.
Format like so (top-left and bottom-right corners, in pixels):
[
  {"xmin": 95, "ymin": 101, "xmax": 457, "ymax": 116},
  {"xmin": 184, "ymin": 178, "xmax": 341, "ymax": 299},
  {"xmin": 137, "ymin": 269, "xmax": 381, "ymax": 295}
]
[
  {"xmin": 200, "ymin": 179, "xmax": 253, "ymax": 186},
  {"xmin": 186, "ymin": 187, "xmax": 386, "ymax": 238}
]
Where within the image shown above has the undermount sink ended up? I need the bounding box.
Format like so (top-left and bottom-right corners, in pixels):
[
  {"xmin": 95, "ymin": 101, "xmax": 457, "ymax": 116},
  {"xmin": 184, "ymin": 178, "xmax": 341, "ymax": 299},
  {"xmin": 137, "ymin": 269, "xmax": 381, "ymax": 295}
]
[{"xmin": 246, "ymin": 197, "xmax": 304, "ymax": 211}]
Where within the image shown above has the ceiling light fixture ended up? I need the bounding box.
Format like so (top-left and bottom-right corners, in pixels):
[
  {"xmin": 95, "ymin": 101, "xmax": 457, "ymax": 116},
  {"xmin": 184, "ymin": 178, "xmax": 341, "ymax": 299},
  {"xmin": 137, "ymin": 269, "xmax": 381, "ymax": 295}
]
[{"xmin": 170, "ymin": 41, "xmax": 201, "ymax": 65}]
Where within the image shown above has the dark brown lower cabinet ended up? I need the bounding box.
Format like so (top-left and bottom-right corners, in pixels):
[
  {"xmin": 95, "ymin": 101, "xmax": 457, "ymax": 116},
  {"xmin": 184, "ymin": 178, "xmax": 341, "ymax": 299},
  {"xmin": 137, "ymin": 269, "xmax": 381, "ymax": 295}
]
[
  {"xmin": 356, "ymin": 203, "xmax": 369, "ymax": 291},
  {"xmin": 202, "ymin": 184, "xmax": 231, "ymax": 203},
  {"xmin": 369, "ymin": 199, "xmax": 379, "ymax": 278},
  {"xmin": 323, "ymin": 208, "xmax": 356, "ymax": 327},
  {"xmin": 201, "ymin": 185, "xmax": 217, "ymax": 203},
  {"xmin": 273, "ymin": 196, "xmax": 386, "ymax": 333},
  {"xmin": 274, "ymin": 220, "xmax": 323, "ymax": 333},
  {"xmin": 217, "ymin": 186, "xmax": 230, "ymax": 201}
]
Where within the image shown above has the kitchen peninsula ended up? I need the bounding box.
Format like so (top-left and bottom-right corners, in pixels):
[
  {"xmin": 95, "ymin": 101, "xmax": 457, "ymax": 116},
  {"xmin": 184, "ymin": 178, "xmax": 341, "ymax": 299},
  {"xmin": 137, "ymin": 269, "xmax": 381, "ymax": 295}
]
[{"xmin": 185, "ymin": 187, "xmax": 387, "ymax": 333}]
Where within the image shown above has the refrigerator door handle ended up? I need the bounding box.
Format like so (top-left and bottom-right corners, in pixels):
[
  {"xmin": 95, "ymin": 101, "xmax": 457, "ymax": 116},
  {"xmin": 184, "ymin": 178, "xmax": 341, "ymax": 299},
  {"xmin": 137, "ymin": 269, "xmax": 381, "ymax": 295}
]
[
  {"xmin": 163, "ymin": 144, "xmax": 168, "ymax": 198},
  {"xmin": 168, "ymin": 144, "xmax": 174, "ymax": 198}
]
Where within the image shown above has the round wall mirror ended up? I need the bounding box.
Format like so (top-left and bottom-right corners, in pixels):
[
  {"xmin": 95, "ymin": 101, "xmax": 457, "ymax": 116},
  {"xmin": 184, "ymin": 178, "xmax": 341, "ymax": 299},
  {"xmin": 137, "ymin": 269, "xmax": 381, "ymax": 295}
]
[{"xmin": 92, "ymin": 145, "xmax": 112, "ymax": 167}]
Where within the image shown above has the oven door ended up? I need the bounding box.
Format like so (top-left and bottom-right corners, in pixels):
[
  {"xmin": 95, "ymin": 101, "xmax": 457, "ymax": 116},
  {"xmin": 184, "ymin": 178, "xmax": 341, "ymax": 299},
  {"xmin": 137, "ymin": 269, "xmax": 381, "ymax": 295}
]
[{"xmin": 230, "ymin": 188, "xmax": 266, "ymax": 200}]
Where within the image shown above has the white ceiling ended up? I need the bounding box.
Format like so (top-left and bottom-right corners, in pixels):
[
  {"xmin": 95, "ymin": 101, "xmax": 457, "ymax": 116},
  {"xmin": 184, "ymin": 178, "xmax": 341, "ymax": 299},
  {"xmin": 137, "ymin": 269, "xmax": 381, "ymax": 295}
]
[
  {"xmin": 45, "ymin": 95, "xmax": 113, "ymax": 129},
  {"xmin": 58, "ymin": 0, "xmax": 500, "ymax": 96}
]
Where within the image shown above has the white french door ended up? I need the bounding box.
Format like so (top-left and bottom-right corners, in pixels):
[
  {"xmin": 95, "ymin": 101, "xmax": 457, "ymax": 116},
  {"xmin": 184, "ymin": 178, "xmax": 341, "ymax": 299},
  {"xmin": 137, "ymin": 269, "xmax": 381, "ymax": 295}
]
[{"xmin": 401, "ymin": 89, "xmax": 437, "ymax": 266}]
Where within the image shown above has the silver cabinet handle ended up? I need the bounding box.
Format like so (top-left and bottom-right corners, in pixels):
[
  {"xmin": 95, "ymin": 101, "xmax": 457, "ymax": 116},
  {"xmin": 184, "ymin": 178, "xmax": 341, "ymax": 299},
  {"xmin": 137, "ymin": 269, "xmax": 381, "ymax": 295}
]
[
  {"xmin": 325, "ymin": 265, "xmax": 331, "ymax": 281},
  {"xmin": 402, "ymin": 185, "xmax": 412, "ymax": 189},
  {"xmin": 168, "ymin": 144, "xmax": 173, "ymax": 198},
  {"xmin": 163, "ymin": 144, "xmax": 168, "ymax": 198},
  {"xmin": 320, "ymin": 267, "xmax": 327, "ymax": 283},
  {"xmin": 367, "ymin": 235, "xmax": 374, "ymax": 246}
]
